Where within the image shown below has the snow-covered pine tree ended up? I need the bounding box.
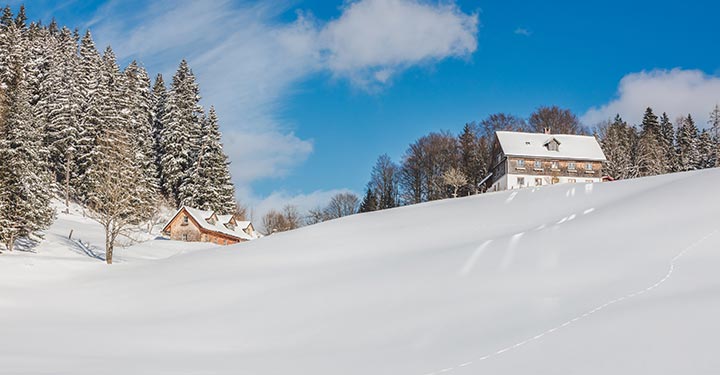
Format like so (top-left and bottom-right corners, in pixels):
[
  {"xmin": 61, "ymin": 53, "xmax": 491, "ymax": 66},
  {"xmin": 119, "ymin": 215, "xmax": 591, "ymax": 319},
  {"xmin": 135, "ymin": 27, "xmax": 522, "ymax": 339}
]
[
  {"xmin": 13, "ymin": 4, "xmax": 26, "ymax": 30},
  {"xmin": 160, "ymin": 60, "xmax": 204, "ymax": 207},
  {"xmin": 709, "ymin": 105, "xmax": 720, "ymax": 167},
  {"xmin": 676, "ymin": 114, "xmax": 701, "ymax": 171},
  {"xmin": 124, "ymin": 61, "xmax": 160, "ymax": 199},
  {"xmin": 179, "ymin": 107, "xmax": 236, "ymax": 213},
  {"xmin": 636, "ymin": 107, "xmax": 665, "ymax": 177},
  {"xmin": 0, "ymin": 56, "xmax": 54, "ymax": 251},
  {"xmin": 698, "ymin": 129, "xmax": 716, "ymax": 169},
  {"xmin": 600, "ymin": 115, "xmax": 636, "ymax": 179},
  {"xmin": 659, "ymin": 113, "xmax": 677, "ymax": 173},
  {"xmin": 0, "ymin": 6, "xmax": 12, "ymax": 27},
  {"xmin": 40, "ymin": 27, "xmax": 81, "ymax": 208},
  {"xmin": 75, "ymin": 31, "xmax": 105, "ymax": 201},
  {"xmin": 151, "ymin": 74, "xmax": 167, "ymax": 187}
]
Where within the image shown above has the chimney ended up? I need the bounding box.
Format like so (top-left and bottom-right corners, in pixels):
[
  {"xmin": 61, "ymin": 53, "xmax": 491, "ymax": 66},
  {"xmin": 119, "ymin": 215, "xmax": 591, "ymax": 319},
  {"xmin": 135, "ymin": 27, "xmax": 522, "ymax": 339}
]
[{"xmin": 544, "ymin": 127, "xmax": 551, "ymax": 135}]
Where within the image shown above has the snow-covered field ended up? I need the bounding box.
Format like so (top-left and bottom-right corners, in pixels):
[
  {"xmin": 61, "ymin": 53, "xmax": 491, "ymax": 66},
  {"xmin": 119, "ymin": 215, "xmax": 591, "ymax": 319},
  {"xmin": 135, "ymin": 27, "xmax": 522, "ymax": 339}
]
[{"xmin": 2, "ymin": 169, "xmax": 720, "ymax": 374}]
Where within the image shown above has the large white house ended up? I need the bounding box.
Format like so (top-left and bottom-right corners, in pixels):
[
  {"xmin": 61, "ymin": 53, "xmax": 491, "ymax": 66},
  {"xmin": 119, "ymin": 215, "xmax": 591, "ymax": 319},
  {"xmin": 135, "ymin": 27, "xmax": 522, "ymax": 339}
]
[{"xmin": 487, "ymin": 130, "xmax": 607, "ymax": 191}]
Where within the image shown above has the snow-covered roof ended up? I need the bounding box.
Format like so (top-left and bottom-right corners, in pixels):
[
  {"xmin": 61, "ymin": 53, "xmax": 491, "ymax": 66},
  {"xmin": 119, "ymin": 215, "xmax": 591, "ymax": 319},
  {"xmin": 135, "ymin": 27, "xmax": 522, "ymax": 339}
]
[
  {"xmin": 169, "ymin": 207, "xmax": 259, "ymax": 241},
  {"xmin": 495, "ymin": 131, "xmax": 607, "ymax": 161}
]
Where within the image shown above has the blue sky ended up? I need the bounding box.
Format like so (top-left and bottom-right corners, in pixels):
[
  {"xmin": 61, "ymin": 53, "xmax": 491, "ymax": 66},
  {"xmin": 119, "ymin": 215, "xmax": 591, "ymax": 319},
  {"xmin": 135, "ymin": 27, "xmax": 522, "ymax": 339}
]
[{"xmin": 16, "ymin": 0, "xmax": 720, "ymax": 215}]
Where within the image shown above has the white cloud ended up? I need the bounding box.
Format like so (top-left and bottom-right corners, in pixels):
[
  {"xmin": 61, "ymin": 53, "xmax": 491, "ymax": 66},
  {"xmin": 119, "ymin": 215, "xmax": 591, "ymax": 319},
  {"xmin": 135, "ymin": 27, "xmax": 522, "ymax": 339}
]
[
  {"xmin": 86, "ymin": 0, "xmax": 478, "ymax": 211},
  {"xmin": 582, "ymin": 69, "xmax": 720, "ymax": 127},
  {"xmin": 319, "ymin": 0, "xmax": 478, "ymax": 87},
  {"xmin": 514, "ymin": 27, "xmax": 531, "ymax": 36}
]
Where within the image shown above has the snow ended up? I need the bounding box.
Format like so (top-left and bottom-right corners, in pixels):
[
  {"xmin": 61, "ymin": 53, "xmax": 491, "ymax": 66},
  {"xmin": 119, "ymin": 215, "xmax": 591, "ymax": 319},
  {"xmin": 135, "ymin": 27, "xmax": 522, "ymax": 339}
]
[
  {"xmin": 496, "ymin": 131, "xmax": 607, "ymax": 161},
  {"xmin": 2, "ymin": 169, "xmax": 720, "ymax": 374}
]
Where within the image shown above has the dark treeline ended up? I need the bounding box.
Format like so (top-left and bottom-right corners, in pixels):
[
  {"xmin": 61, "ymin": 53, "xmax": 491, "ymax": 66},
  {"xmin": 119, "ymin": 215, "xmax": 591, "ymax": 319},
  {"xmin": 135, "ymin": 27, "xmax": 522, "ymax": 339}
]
[
  {"xmin": 357, "ymin": 105, "xmax": 720, "ymax": 213},
  {"xmin": 0, "ymin": 5, "xmax": 236, "ymax": 254}
]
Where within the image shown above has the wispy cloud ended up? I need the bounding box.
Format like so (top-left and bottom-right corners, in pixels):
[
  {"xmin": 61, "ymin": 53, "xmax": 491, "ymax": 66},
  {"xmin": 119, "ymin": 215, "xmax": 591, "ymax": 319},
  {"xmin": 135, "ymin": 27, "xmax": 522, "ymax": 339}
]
[
  {"xmin": 87, "ymin": 0, "xmax": 478, "ymax": 214},
  {"xmin": 582, "ymin": 68, "xmax": 720, "ymax": 126},
  {"xmin": 514, "ymin": 27, "xmax": 531, "ymax": 36}
]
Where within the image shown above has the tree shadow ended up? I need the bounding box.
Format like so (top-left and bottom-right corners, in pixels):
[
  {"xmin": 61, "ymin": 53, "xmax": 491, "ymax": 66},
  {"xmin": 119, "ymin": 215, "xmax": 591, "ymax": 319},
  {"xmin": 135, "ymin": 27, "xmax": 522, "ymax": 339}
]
[
  {"xmin": 13, "ymin": 237, "xmax": 41, "ymax": 253},
  {"xmin": 71, "ymin": 239, "xmax": 105, "ymax": 261}
]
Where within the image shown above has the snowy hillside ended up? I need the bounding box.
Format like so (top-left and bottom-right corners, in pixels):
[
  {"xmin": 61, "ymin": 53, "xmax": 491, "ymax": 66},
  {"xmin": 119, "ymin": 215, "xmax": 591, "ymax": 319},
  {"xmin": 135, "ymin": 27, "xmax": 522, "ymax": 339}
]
[{"xmin": 2, "ymin": 169, "xmax": 720, "ymax": 374}]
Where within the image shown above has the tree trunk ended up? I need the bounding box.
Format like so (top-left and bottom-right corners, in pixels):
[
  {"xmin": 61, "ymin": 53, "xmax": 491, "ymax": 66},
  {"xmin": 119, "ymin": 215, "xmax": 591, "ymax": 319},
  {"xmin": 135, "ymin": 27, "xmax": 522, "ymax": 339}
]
[
  {"xmin": 105, "ymin": 224, "xmax": 113, "ymax": 265},
  {"xmin": 65, "ymin": 154, "xmax": 70, "ymax": 212},
  {"xmin": 7, "ymin": 234, "xmax": 14, "ymax": 252}
]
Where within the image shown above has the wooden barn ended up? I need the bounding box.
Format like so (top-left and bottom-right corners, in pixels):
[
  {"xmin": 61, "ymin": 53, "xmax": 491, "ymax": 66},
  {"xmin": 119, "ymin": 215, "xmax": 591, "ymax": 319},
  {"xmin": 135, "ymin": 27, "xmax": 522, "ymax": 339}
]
[{"xmin": 162, "ymin": 207, "xmax": 260, "ymax": 245}]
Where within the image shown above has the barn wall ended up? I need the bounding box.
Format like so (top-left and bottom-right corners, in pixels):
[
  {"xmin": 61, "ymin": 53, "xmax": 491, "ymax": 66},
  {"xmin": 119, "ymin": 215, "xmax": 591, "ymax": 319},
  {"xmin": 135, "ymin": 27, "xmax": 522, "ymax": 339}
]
[{"xmin": 166, "ymin": 212, "xmax": 203, "ymax": 242}]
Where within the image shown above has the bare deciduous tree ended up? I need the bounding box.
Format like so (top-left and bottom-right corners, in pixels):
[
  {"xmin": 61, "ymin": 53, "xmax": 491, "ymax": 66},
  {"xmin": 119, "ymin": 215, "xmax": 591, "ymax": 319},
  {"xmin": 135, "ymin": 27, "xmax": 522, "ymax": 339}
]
[
  {"xmin": 325, "ymin": 192, "xmax": 359, "ymax": 219},
  {"xmin": 442, "ymin": 167, "xmax": 468, "ymax": 198},
  {"xmin": 86, "ymin": 130, "xmax": 154, "ymax": 264},
  {"xmin": 529, "ymin": 106, "xmax": 586, "ymax": 135},
  {"xmin": 262, "ymin": 205, "xmax": 302, "ymax": 235}
]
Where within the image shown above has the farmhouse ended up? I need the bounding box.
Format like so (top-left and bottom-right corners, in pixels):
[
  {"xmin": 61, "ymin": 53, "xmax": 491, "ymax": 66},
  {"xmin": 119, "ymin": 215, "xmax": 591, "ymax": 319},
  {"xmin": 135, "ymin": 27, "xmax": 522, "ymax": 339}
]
[
  {"xmin": 487, "ymin": 130, "xmax": 607, "ymax": 191},
  {"xmin": 162, "ymin": 206, "xmax": 260, "ymax": 245}
]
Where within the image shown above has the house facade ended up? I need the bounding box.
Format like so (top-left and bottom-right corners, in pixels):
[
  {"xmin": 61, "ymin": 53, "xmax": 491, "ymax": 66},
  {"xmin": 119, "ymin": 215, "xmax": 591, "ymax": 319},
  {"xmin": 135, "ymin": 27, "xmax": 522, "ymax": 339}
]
[
  {"xmin": 162, "ymin": 207, "xmax": 260, "ymax": 245},
  {"xmin": 487, "ymin": 130, "xmax": 607, "ymax": 192}
]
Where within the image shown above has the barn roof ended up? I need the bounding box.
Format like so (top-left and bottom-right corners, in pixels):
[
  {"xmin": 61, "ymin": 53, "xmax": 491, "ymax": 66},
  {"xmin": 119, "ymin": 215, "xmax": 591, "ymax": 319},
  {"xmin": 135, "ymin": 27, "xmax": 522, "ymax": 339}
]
[
  {"xmin": 164, "ymin": 207, "xmax": 260, "ymax": 241},
  {"xmin": 495, "ymin": 131, "xmax": 607, "ymax": 161}
]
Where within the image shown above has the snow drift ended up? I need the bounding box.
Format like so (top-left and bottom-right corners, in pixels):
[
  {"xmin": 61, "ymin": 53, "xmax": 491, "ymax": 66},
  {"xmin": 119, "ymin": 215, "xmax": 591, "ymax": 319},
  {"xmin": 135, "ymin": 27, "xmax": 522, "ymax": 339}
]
[{"xmin": 2, "ymin": 169, "xmax": 720, "ymax": 374}]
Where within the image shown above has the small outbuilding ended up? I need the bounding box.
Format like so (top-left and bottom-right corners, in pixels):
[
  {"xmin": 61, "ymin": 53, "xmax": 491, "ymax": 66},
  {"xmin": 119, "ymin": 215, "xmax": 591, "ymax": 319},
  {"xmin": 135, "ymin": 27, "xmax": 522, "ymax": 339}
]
[{"xmin": 162, "ymin": 206, "xmax": 260, "ymax": 245}]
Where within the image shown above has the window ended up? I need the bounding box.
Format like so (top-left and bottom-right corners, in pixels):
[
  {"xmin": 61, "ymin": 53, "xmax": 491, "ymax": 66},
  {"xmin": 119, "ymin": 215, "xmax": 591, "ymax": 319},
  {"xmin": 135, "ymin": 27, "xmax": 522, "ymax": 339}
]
[
  {"xmin": 551, "ymin": 161, "xmax": 559, "ymax": 170},
  {"xmin": 534, "ymin": 160, "xmax": 542, "ymax": 170},
  {"xmin": 517, "ymin": 177, "xmax": 525, "ymax": 186},
  {"xmin": 585, "ymin": 163, "xmax": 593, "ymax": 171},
  {"xmin": 547, "ymin": 141, "xmax": 559, "ymax": 151},
  {"xmin": 516, "ymin": 159, "xmax": 525, "ymax": 168},
  {"xmin": 535, "ymin": 178, "xmax": 543, "ymax": 186},
  {"xmin": 568, "ymin": 178, "xmax": 577, "ymax": 183},
  {"xmin": 182, "ymin": 215, "xmax": 189, "ymax": 225},
  {"xmin": 568, "ymin": 162, "xmax": 576, "ymax": 170},
  {"xmin": 181, "ymin": 234, "xmax": 188, "ymax": 241},
  {"xmin": 585, "ymin": 179, "xmax": 593, "ymax": 183}
]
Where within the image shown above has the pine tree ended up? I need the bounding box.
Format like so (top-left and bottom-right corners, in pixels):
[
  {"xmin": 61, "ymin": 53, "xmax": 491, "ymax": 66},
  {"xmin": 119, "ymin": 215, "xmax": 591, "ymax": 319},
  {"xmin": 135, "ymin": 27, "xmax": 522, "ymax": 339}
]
[
  {"xmin": 600, "ymin": 115, "xmax": 636, "ymax": 179},
  {"xmin": 659, "ymin": 113, "xmax": 677, "ymax": 173},
  {"xmin": 676, "ymin": 114, "xmax": 700, "ymax": 171},
  {"xmin": 124, "ymin": 61, "xmax": 160, "ymax": 198},
  {"xmin": 0, "ymin": 56, "xmax": 54, "ymax": 251},
  {"xmin": 358, "ymin": 187, "xmax": 378, "ymax": 213},
  {"xmin": 179, "ymin": 107, "xmax": 236, "ymax": 213},
  {"xmin": 457, "ymin": 123, "xmax": 485, "ymax": 195},
  {"xmin": 14, "ymin": 5, "xmax": 26, "ymax": 30},
  {"xmin": 698, "ymin": 129, "xmax": 716, "ymax": 169},
  {"xmin": 41, "ymin": 27, "xmax": 81, "ymax": 208},
  {"xmin": 708, "ymin": 105, "xmax": 720, "ymax": 167},
  {"xmin": 0, "ymin": 6, "xmax": 12, "ymax": 27},
  {"xmin": 636, "ymin": 107, "xmax": 665, "ymax": 176},
  {"xmin": 160, "ymin": 60, "xmax": 204, "ymax": 206},
  {"xmin": 75, "ymin": 31, "xmax": 105, "ymax": 201},
  {"xmin": 152, "ymin": 73, "xmax": 167, "ymax": 186}
]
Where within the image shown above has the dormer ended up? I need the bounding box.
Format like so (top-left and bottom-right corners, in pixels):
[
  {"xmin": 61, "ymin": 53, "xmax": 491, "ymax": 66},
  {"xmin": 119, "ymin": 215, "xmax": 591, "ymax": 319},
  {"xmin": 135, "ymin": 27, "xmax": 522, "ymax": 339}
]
[
  {"xmin": 205, "ymin": 212, "xmax": 219, "ymax": 226},
  {"xmin": 544, "ymin": 137, "xmax": 561, "ymax": 152}
]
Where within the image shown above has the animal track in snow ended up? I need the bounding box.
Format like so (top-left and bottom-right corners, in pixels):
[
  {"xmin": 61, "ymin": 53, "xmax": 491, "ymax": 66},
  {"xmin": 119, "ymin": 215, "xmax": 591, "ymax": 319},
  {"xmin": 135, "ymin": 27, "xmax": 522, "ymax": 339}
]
[{"xmin": 422, "ymin": 228, "xmax": 719, "ymax": 375}]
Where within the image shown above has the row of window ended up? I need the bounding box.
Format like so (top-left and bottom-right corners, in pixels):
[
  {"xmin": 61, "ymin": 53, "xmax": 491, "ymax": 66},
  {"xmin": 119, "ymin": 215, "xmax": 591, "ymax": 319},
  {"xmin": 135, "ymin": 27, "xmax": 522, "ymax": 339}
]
[
  {"xmin": 516, "ymin": 159, "xmax": 593, "ymax": 171},
  {"xmin": 517, "ymin": 177, "xmax": 594, "ymax": 186}
]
